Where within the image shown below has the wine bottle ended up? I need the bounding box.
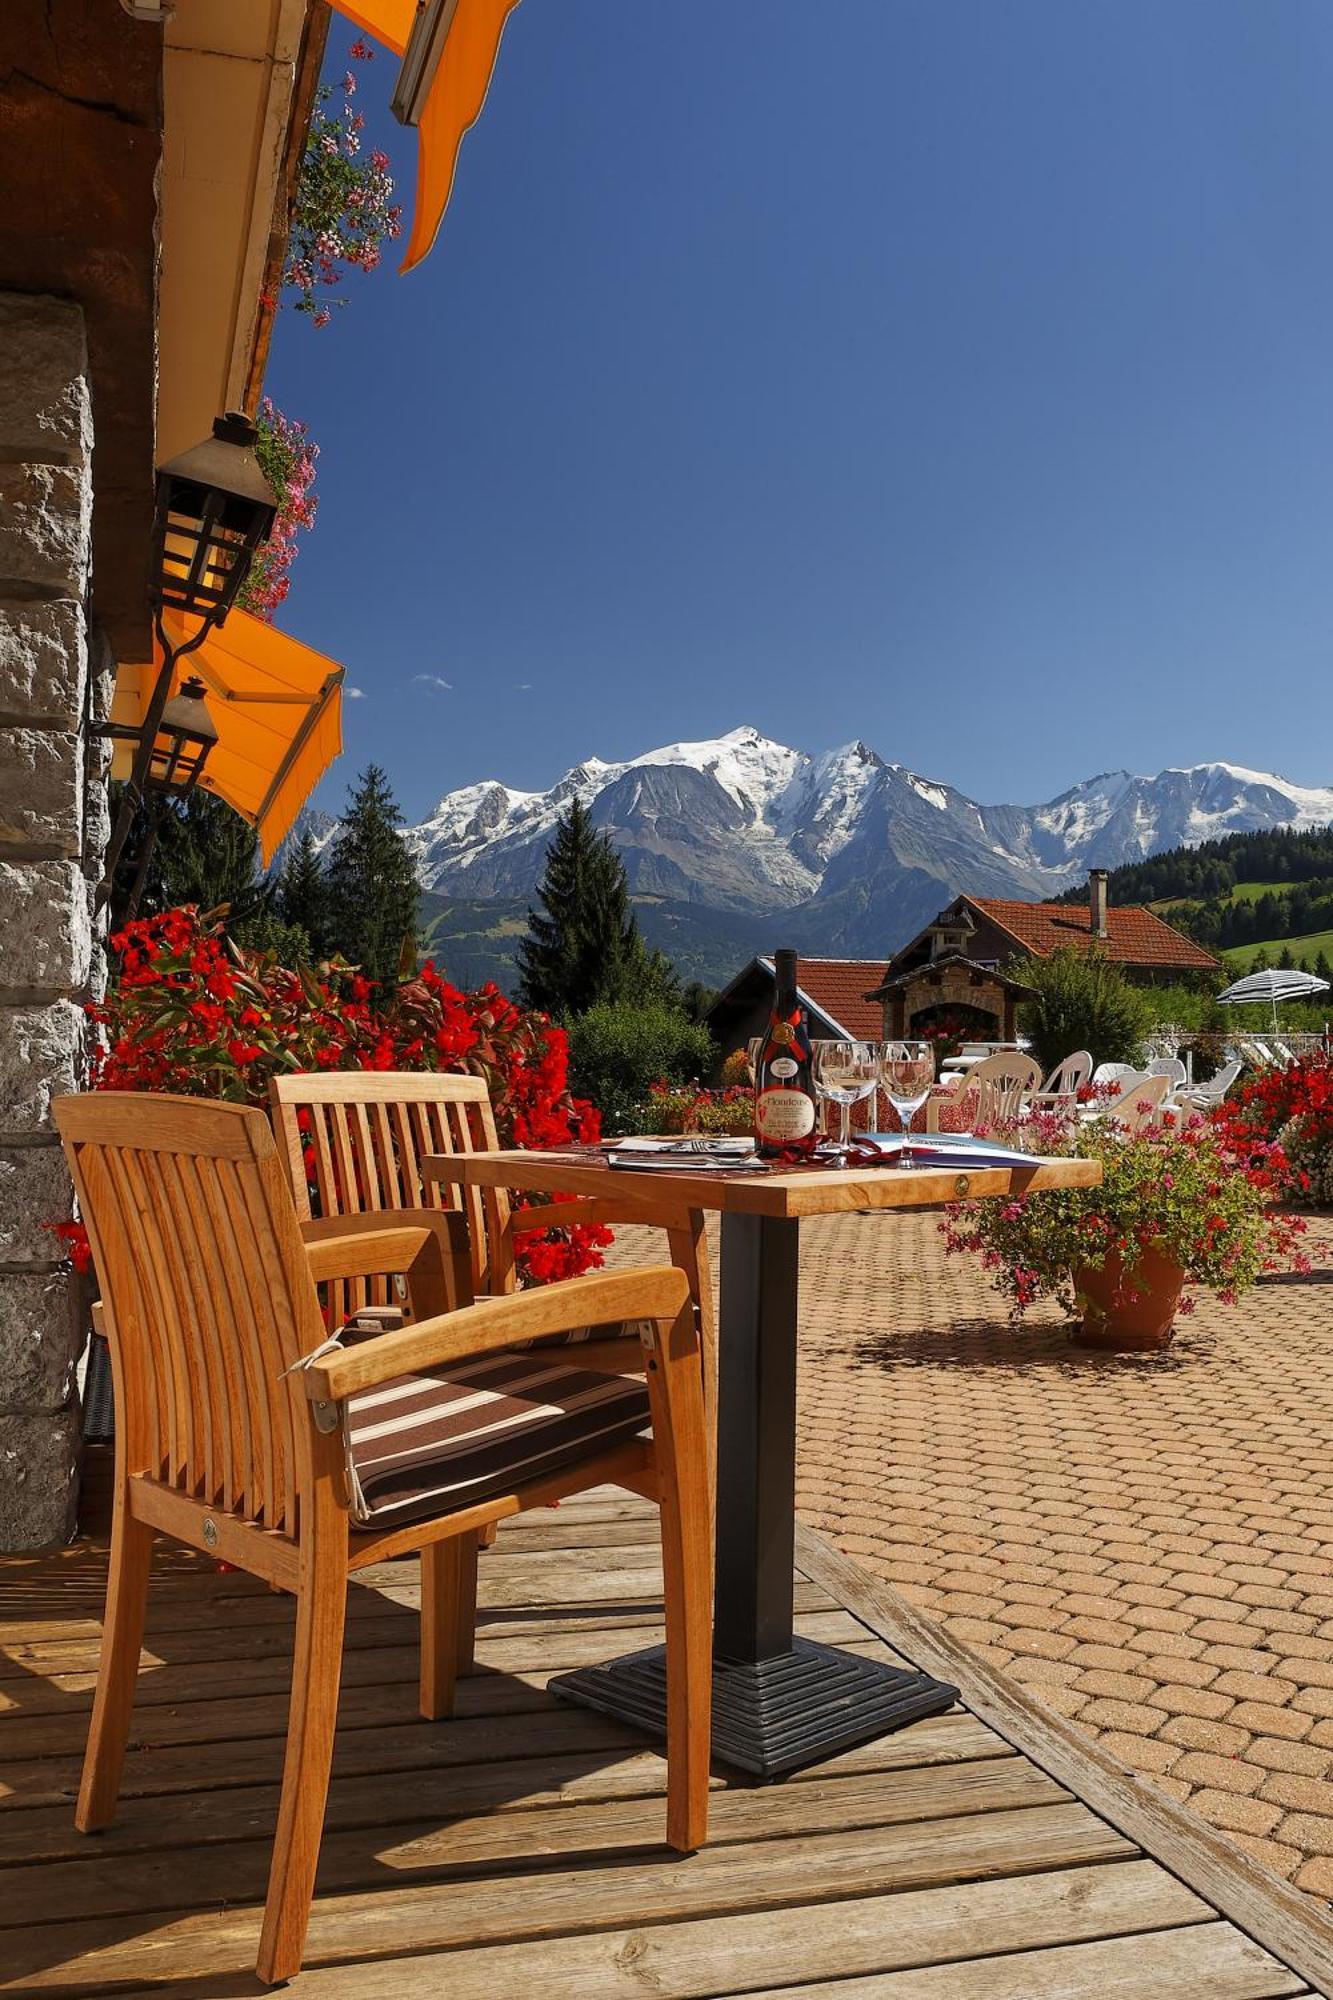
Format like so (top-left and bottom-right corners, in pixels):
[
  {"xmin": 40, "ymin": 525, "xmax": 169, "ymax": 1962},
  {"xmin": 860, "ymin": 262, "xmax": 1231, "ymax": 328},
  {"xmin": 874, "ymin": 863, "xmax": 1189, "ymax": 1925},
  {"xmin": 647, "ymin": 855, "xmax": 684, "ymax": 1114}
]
[{"xmin": 754, "ymin": 948, "xmax": 818, "ymax": 1159}]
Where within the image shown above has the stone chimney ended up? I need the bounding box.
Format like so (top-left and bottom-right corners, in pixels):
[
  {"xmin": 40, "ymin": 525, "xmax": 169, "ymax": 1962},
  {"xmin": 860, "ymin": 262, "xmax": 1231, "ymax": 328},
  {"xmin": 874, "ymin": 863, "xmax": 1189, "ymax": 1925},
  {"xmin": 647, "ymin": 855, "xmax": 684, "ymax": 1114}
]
[{"xmin": 1089, "ymin": 868, "xmax": 1109, "ymax": 940}]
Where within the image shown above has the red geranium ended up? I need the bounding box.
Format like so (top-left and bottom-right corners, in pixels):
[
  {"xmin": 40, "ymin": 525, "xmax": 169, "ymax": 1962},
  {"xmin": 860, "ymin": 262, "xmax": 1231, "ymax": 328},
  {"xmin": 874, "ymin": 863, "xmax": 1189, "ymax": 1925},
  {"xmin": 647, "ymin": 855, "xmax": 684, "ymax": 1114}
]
[{"xmin": 84, "ymin": 906, "xmax": 607, "ymax": 1285}]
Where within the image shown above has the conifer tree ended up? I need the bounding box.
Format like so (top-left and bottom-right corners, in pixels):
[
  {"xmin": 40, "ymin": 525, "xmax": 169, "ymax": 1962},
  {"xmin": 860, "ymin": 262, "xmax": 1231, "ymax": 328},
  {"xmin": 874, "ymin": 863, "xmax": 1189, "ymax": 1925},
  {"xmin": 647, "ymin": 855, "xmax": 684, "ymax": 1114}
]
[
  {"xmin": 324, "ymin": 764, "xmax": 419, "ymax": 988},
  {"xmin": 517, "ymin": 799, "xmax": 673, "ymax": 1016},
  {"xmin": 276, "ymin": 826, "xmax": 331, "ymax": 958},
  {"xmin": 110, "ymin": 786, "xmax": 265, "ymax": 931}
]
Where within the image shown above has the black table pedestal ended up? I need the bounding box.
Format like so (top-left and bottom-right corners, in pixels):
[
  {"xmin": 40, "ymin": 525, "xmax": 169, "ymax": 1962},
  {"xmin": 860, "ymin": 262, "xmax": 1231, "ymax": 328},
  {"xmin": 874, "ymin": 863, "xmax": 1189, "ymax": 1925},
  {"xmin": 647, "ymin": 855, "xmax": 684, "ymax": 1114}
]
[
  {"xmin": 552, "ymin": 1638, "xmax": 956, "ymax": 1780},
  {"xmin": 554, "ymin": 1210, "xmax": 957, "ymax": 1776}
]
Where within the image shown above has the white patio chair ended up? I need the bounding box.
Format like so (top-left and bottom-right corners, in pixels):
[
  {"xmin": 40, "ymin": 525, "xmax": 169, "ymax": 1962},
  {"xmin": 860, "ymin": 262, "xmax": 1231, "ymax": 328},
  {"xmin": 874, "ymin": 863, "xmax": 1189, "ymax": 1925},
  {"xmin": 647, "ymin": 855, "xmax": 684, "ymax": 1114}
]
[
  {"xmin": 1146, "ymin": 1056, "xmax": 1187, "ymax": 1088},
  {"xmin": 969, "ymin": 1051, "xmax": 1041, "ymax": 1129},
  {"xmin": 1091, "ymin": 1062, "xmax": 1144, "ymax": 1090},
  {"xmin": 1038, "ymin": 1051, "xmax": 1092, "ymax": 1099},
  {"xmin": 1091, "ymin": 1073, "xmax": 1172, "ymax": 1132},
  {"xmin": 1182, "ymin": 1061, "xmax": 1241, "ymax": 1112}
]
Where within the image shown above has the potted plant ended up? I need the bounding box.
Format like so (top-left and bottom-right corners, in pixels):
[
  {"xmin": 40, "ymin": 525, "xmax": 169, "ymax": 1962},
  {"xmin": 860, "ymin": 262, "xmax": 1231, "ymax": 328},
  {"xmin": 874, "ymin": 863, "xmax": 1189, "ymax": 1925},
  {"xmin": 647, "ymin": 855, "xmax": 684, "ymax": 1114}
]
[{"xmin": 941, "ymin": 1115, "xmax": 1310, "ymax": 1351}]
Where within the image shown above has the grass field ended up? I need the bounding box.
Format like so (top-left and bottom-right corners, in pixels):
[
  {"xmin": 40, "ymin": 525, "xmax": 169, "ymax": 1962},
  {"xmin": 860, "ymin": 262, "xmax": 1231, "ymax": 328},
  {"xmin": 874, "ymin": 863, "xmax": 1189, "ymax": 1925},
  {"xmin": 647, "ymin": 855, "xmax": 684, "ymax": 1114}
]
[
  {"xmin": 1224, "ymin": 928, "xmax": 1333, "ymax": 972},
  {"xmin": 1153, "ymin": 880, "xmax": 1286, "ymax": 913}
]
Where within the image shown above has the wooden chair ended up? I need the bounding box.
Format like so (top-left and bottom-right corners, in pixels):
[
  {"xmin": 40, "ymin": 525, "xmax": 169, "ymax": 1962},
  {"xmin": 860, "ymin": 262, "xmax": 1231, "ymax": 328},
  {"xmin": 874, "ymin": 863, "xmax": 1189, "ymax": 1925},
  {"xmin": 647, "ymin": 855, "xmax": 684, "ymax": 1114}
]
[
  {"xmin": 55, "ymin": 1092, "xmax": 711, "ymax": 1987},
  {"xmin": 968, "ymin": 1050, "xmax": 1041, "ymax": 1128},
  {"xmin": 268, "ymin": 1069, "xmax": 715, "ymax": 1365}
]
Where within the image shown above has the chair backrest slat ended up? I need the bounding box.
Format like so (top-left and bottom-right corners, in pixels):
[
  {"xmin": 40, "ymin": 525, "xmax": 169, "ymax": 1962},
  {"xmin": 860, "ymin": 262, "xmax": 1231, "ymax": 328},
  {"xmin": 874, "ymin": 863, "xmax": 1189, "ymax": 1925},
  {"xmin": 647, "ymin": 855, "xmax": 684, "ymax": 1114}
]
[
  {"xmin": 969, "ymin": 1051, "xmax": 1041, "ymax": 1127},
  {"xmin": 56, "ymin": 1094, "xmax": 325, "ymax": 1537},
  {"xmin": 270, "ymin": 1071, "xmax": 507, "ymax": 1305}
]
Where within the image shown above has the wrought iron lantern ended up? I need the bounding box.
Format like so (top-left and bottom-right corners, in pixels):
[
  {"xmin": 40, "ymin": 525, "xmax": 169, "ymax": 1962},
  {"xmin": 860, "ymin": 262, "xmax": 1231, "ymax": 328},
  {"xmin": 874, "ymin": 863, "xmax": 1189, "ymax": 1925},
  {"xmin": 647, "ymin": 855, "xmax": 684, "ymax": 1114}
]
[
  {"xmin": 144, "ymin": 676, "xmax": 219, "ymax": 797},
  {"xmin": 150, "ymin": 412, "xmax": 278, "ymax": 625}
]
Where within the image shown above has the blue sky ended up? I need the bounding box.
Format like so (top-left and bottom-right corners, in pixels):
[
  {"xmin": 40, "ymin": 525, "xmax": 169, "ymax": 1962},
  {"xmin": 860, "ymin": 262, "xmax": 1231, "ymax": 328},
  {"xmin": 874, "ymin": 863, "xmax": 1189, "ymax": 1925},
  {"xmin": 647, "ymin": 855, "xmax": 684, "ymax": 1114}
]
[{"xmin": 266, "ymin": 0, "xmax": 1333, "ymax": 826}]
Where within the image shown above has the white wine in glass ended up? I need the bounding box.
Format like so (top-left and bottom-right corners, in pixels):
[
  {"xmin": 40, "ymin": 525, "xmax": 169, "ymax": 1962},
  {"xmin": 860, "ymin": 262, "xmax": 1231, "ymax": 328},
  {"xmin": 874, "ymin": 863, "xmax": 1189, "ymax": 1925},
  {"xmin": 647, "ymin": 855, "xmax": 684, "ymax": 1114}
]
[{"xmin": 879, "ymin": 1040, "xmax": 934, "ymax": 1168}]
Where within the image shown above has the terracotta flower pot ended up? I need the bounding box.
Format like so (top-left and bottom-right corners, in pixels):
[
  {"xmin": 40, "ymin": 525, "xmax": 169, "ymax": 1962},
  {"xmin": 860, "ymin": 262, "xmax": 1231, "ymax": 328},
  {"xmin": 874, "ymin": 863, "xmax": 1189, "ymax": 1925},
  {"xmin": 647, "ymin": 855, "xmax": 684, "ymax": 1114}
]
[{"xmin": 1071, "ymin": 1247, "xmax": 1185, "ymax": 1352}]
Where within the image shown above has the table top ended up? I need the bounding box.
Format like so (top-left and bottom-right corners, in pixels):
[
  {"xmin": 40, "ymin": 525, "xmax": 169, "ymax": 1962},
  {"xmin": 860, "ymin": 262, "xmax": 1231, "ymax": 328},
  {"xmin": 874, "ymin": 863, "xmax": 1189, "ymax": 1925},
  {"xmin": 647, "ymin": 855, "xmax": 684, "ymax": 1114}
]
[{"xmin": 423, "ymin": 1147, "xmax": 1101, "ymax": 1220}]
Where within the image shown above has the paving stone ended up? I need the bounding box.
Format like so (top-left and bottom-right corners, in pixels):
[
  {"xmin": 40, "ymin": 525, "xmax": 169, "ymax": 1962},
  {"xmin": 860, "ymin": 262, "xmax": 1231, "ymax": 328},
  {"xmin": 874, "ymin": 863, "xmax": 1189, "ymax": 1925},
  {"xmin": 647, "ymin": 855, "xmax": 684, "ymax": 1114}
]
[
  {"xmin": 777, "ymin": 1205, "xmax": 1333, "ymax": 1898},
  {"xmin": 1293, "ymin": 1855, "xmax": 1333, "ymax": 1896},
  {"xmin": 1158, "ymin": 1714, "xmax": 1253, "ymax": 1756},
  {"xmin": 1212, "ymin": 1669, "xmax": 1298, "ymax": 1705},
  {"xmin": 1187, "ymin": 1789, "xmax": 1285, "ymax": 1836},
  {"xmin": 1273, "ymin": 1813, "xmax": 1333, "ymax": 1856},
  {"xmin": 1229, "ymin": 1833, "xmax": 1304, "ymax": 1879},
  {"xmin": 1227, "ymin": 1700, "xmax": 1314, "ymax": 1741},
  {"xmin": 1170, "ymin": 1750, "xmax": 1264, "ymax": 1795},
  {"xmin": 1250, "ymin": 1738, "xmax": 1333, "ymax": 1778}
]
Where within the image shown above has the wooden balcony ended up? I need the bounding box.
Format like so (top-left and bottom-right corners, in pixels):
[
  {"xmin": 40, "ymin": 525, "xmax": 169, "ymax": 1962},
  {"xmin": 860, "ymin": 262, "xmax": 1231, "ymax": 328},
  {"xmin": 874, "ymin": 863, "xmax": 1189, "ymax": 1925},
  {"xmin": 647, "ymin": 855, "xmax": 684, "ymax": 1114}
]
[{"xmin": 1, "ymin": 1466, "xmax": 1329, "ymax": 1996}]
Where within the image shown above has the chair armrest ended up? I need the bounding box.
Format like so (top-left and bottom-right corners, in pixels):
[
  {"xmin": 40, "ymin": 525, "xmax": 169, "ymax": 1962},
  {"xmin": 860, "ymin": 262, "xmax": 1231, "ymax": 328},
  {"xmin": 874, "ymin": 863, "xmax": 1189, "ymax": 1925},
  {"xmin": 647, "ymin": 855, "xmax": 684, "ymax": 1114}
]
[
  {"xmin": 301, "ymin": 1210, "xmax": 472, "ymax": 1312},
  {"xmin": 302, "ymin": 1264, "xmax": 691, "ymax": 1402}
]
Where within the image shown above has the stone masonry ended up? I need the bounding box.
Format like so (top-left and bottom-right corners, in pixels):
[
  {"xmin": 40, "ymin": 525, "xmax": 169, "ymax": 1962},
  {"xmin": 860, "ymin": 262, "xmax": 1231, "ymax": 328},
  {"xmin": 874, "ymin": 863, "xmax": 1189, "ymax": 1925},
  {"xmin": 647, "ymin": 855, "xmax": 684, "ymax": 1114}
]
[{"xmin": 0, "ymin": 291, "xmax": 107, "ymax": 1550}]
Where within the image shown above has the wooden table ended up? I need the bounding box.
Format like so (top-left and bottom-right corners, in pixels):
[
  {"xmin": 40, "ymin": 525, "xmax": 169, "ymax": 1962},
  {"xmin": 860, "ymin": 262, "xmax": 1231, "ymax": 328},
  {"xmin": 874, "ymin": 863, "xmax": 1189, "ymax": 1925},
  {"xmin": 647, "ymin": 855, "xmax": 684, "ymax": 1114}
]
[{"xmin": 426, "ymin": 1146, "xmax": 1101, "ymax": 1779}]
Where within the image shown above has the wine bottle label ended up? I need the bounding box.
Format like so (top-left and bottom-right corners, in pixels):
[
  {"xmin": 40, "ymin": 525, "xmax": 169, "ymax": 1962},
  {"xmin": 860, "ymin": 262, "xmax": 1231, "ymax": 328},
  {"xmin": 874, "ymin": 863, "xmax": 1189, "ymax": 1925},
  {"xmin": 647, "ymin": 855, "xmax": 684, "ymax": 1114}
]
[
  {"xmin": 770, "ymin": 1057, "xmax": 798, "ymax": 1079},
  {"xmin": 755, "ymin": 1087, "xmax": 816, "ymax": 1141}
]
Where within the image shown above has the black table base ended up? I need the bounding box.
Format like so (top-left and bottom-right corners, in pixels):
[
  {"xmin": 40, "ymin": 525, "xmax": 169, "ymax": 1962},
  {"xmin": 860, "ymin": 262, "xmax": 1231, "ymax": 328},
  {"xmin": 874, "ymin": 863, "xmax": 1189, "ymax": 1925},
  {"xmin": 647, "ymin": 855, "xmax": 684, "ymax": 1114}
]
[
  {"xmin": 552, "ymin": 1639, "xmax": 958, "ymax": 1781},
  {"xmin": 553, "ymin": 1208, "xmax": 958, "ymax": 1779}
]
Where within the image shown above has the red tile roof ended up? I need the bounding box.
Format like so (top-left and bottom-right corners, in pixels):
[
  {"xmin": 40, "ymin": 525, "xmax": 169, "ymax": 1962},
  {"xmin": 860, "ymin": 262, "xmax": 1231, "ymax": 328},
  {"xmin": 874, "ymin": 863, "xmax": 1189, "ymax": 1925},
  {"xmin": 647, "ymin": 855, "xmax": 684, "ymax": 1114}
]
[
  {"xmin": 967, "ymin": 898, "xmax": 1221, "ymax": 972},
  {"xmin": 792, "ymin": 958, "xmax": 888, "ymax": 1039}
]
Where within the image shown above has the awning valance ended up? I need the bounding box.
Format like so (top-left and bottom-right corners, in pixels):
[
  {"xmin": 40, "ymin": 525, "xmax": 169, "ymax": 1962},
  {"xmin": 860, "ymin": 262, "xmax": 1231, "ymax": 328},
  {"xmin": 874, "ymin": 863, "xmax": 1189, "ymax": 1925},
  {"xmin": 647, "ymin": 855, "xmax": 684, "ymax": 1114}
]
[
  {"xmin": 111, "ymin": 610, "xmax": 344, "ymax": 865},
  {"xmin": 330, "ymin": 0, "xmax": 521, "ymax": 272}
]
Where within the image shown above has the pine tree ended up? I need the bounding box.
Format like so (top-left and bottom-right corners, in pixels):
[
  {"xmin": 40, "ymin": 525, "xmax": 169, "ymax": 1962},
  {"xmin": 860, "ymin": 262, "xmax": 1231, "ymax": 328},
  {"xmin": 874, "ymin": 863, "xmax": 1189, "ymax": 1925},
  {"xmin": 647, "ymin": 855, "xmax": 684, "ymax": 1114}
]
[
  {"xmin": 324, "ymin": 765, "xmax": 419, "ymax": 988},
  {"xmin": 1315, "ymin": 951, "xmax": 1333, "ymax": 985},
  {"xmin": 517, "ymin": 800, "xmax": 672, "ymax": 1016},
  {"xmin": 111, "ymin": 785, "xmax": 265, "ymax": 930},
  {"xmin": 277, "ymin": 827, "xmax": 331, "ymax": 958}
]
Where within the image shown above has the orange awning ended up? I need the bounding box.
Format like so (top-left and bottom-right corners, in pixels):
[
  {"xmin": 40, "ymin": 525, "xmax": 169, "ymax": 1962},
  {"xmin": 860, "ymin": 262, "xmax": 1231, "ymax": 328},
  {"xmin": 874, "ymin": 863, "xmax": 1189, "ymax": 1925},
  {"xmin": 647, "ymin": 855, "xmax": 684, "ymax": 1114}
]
[
  {"xmin": 330, "ymin": 0, "xmax": 520, "ymax": 272},
  {"xmin": 111, "ymin": 610, "xmax": 344, "ymax": 866}
]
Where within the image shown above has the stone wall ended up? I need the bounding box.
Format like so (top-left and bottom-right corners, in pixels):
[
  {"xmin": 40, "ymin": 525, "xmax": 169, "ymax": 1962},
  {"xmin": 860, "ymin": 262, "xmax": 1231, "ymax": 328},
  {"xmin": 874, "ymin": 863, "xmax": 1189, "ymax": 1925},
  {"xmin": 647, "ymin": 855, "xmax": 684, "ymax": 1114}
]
[{"xmin": 0, "ymin": 291, "xmax": 106, "ymax": 1550}]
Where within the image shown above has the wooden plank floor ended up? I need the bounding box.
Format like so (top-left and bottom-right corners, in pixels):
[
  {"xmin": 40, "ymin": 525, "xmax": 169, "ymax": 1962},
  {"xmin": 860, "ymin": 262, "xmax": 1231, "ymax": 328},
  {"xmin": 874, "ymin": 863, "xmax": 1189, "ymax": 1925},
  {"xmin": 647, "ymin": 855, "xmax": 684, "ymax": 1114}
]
[{"xmin": 1, "ymin": 1479, "xmax": 1330, "ymax": 1999}]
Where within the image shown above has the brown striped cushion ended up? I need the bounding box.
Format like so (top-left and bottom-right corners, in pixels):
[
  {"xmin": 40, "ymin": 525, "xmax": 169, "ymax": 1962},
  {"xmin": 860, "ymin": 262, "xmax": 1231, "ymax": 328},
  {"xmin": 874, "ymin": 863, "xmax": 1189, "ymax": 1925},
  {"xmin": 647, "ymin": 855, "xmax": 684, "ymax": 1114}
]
[{"xmin": 344, "ymin": 1350, "xmax": 651, "ymax": 1527}]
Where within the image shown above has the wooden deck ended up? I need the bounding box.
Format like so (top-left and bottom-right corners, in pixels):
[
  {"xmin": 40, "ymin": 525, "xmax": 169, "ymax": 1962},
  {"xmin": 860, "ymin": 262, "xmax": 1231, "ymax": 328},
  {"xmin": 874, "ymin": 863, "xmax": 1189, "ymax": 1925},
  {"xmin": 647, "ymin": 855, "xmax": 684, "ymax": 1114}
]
[{"xmin": 2, "ymin": 1472, "xmax": 1332, "ymax": 1997}]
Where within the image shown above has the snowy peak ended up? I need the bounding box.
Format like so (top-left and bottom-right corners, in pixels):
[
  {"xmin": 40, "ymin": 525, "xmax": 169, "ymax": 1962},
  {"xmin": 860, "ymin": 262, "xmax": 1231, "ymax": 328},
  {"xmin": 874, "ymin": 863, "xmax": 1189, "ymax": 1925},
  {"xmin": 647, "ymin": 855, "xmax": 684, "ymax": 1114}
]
[{"xmin": 395, "ymin": 731, "xmax": 1333, "ymax": 956}]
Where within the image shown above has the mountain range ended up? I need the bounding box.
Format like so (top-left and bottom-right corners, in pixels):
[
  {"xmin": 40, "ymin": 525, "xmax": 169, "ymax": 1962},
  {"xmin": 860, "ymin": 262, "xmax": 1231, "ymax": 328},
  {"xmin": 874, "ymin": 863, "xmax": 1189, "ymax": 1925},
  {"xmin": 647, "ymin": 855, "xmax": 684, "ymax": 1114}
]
[{"xmin": 296, "ymin": 729, "xmax": 1333, "ymax": 987}]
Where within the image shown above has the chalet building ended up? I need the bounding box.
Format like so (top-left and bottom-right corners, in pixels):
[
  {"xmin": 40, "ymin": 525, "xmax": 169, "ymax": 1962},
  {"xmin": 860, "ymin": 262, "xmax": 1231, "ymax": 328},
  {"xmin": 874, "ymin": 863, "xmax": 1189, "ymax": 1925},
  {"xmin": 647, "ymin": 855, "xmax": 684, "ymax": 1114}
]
[
  {"xmin": 707, "ymin": 875, "xmax": 1219, "ymax": 1061},
  {"xmin": 867, "ymin": 871, "xmax": 1221, "ymax": 1042},
  {"xmin": 705, "ymin": 956, "xmax": 887, "ymax": 1062}
]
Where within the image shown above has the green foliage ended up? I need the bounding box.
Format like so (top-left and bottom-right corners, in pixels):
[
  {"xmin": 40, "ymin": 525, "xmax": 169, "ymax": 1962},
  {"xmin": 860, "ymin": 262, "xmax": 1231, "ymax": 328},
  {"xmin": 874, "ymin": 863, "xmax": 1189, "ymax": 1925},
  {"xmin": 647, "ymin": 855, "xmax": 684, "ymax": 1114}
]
[
  {"xmin": 113, "ymin": 785, "xmax": 268, "ymax": 933},
  {"xmin": 517, "ymin": 801, "xmax": 677, "ymax": 1017},
  {"xmin": 1056, "ymin": 824, "xmax": 1333, "ymax": 910},
  {"xmin": 324, "ymin": 764, "xmax": 419, "ymax": 989},
  {"xmin": 276, "ymin": 827, "xmax": 332, "ymax": 958},
  {"xmin": 1015, "ymin": 947, "xmax": 1151, "ymax": 1074},
  {"xmin": 942, "ymin": 1118, "xmax": 1306, "ymax": 1317},
  {"xmin": 230, "ymin": 905, "xmax": 312, "ymax": 964},
  {"xmin": 567, "ymin": 1003, "xmax": 714, "ymax": 1134}
]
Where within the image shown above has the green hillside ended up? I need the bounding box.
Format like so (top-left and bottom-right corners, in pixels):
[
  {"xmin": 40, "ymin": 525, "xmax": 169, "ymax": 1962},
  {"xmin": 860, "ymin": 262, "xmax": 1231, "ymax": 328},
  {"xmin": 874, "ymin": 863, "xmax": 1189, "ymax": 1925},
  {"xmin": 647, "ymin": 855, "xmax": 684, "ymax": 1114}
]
[
  {"xmin": 1224, "ymin": 930, "xmax": 1333, "ymax": 975},
  {"xmin": 418, "ymin": 891, "xmax": 774, "ymax": 996}
]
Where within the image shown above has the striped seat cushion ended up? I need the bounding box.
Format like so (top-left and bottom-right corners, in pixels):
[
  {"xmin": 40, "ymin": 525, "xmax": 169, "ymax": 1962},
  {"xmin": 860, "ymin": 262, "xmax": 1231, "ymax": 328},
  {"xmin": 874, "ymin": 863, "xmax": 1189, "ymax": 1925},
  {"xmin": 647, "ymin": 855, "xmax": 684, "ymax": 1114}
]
[{"xmin": 344, "ymin": 1349, "xmax": 651, "ymax": 1528}]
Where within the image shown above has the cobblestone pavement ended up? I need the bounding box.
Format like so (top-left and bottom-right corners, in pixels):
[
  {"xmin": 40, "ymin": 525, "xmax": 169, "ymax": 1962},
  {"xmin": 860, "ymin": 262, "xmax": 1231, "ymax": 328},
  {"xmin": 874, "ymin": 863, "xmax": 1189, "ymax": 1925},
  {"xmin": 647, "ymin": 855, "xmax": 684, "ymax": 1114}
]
[
  {"xmin": 609, "ymin": 1208, "xmax": 1333, "ymax": 1894},
  {"xmin": 791, "ymin": 1208, "xmax": 1333, "ymax": 1898}
]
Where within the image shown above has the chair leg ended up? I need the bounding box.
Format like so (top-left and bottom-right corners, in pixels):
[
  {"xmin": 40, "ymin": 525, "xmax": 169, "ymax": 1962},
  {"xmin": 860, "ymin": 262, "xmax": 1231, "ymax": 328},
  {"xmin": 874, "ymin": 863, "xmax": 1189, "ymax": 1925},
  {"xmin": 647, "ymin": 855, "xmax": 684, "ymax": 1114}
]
[
  {"xmin": 75, "ymin": 1491, "xmax": 154, "ymax": 1834},
  {"xmin": 256, "ymin": 1547, "xmax": 347, "ymax": 1986},
  {"xmin": 646, "ymin": 1305, "xmax": 713, "ymax": 1854},
  {"xmin": 419, "ymin": 1530, "xmax": 480, "ymax": 1721}
]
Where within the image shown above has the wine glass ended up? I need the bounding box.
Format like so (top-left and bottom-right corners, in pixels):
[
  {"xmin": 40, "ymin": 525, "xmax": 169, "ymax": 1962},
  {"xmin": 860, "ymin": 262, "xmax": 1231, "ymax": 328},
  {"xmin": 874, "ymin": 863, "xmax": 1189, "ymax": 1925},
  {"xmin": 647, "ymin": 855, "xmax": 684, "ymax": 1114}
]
[
  {"xmin": 812, "ymin": 1040, "xmax": 878, "ymax": 1162},
  {"xmin": 879, "ymin": 1039, "xmax": 935, "ymax": 1168},
  {"xmin": 744, "ymin": 1035, "xmax": 765, "ymax": 1086}
]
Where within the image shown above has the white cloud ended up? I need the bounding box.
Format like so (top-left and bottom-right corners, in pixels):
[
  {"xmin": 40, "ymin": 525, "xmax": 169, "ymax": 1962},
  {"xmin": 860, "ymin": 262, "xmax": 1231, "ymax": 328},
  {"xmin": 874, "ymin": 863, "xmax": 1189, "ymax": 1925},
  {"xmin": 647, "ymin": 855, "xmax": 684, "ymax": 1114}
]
[
  {"xmin": 412, "ymin": 673, "xmax": 453, "ymax": 692},
  {"xmin": 345, "ymin": 685, "xmax": 366, "ymax": 699},
  {"xmin": 515, "ymin": 681, "xmax": 533, "ymax": 691}
]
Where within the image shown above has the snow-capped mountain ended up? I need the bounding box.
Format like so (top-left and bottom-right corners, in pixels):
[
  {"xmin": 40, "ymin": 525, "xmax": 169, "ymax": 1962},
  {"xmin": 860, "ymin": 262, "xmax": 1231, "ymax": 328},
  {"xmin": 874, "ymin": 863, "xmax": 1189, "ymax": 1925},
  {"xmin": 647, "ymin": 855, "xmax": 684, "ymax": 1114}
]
[{"xmin": 397, "ymin": 730, "xmax": 1333, "ymax": 955}]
